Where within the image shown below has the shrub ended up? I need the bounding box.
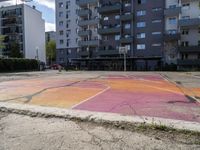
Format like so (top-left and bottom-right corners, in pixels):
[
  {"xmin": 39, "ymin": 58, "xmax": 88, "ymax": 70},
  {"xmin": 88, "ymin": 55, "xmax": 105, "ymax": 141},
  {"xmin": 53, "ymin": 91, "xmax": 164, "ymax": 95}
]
[{"xmin": 0, "ymin": 58, "xmax": 39, "ymax": 72}]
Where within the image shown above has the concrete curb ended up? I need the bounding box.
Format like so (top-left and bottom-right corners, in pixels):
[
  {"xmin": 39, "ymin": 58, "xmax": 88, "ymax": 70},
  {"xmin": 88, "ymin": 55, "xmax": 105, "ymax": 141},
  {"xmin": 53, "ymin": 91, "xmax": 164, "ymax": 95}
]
[{"xmin": 0, "ymin": 102, "xmax": 200, "ymax": 132}]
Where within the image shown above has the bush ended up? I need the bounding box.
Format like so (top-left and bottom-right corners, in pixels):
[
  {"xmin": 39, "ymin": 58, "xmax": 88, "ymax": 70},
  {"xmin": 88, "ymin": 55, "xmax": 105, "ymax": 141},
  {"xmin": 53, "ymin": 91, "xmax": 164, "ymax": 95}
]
[{"xmin": 0, "ymin": 58, "xmax": 39, "ymax": 72}]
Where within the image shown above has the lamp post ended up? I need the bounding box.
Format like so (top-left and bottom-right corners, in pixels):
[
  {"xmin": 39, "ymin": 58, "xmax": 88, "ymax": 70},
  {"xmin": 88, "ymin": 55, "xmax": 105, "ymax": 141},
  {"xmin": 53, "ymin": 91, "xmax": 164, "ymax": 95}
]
[{"xmin": 119, "ymin": 46, "xmax": 128, "ymax": 72}]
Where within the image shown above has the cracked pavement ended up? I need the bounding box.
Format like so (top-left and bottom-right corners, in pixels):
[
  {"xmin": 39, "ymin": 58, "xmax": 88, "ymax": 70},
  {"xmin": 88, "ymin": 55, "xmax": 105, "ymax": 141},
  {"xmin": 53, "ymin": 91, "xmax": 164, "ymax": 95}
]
[{"xmin": 0, "ymin": 112, "xmax": 199, "ymax": 150}]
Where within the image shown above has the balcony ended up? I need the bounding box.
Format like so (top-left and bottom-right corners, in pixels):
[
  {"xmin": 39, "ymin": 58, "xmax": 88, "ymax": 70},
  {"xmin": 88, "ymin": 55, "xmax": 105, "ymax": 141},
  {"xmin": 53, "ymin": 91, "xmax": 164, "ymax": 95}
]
[
  {"xmin": 179, "ymin": 18, "xmax": 200, "ymax": 27},
  {"xmin": 97, "ymin": 49, "xmax": 119, "ymax": 56},
  {"xmin": 120, "ymin": 37, "xmax": 133, "ymax": 43},
  {"xmin": 78, "ymin": 30, "xmax": 91, "ymax": 36},
  {"xmin": 164, "ymin": 7, "xmax": 181, "ymax": 17},
  {"xmin": 76, "ymin": 0, "xmax": 98, "ymax": 6},
  {"xmin": 98, "ymin": 4, "xmax": 121, "ymax": 14},
  {"xmin": 78, "ymin": 40, "xmax": 100, "ymax": 47},
  {"xmin": 98, "ymin": 27, "xmax": 120, "ymax": 35},
  {"xmin": 164, "ymin": 33, "xmax": 181, "ymax": 41},
  {"xmin": 120, "ymin": 13, "xmax": 134, "ymax": 21},
  {"xmin": 78, "ymin": 19, "xmax": 99, "ymax": 26},
  {"xmin": 77, "ymin": 9, "xmax": 91, "ymax": 17},
  {"xmin": 178, "ymin": 46, "xmax": 200, "ymax": 53},
  {"xmin": 79, "ymin": 50, "xmax": 89, "ymax": 56},
  {"xmin": 177, "ymin": 59, "xmax": 200, "ymax": 66}
]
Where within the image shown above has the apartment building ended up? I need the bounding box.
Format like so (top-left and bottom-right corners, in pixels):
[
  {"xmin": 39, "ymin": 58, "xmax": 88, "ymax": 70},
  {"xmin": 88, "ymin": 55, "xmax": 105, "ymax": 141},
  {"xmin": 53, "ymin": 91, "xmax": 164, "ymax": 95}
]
[
  {"xmin": 56, "ymin": 0, "xmax": 200, "ymax": 70},
  {"xmin": 74, "ymin": 0, "xmax": 165, "ymax": 70},
  {"xmin": 45, "ymin": 31, "xmax": 56, "ymax": 43},
  {"xmin": 0, "ymin": 4, "xmax": 46, "ymax": 62},
  {"xmin": 164, "ymin": 0, "xmax": 200, "ymax": 70},
  {"xmin": 56, "ymin": 0, "xmax": 79, "ymax": 65}
]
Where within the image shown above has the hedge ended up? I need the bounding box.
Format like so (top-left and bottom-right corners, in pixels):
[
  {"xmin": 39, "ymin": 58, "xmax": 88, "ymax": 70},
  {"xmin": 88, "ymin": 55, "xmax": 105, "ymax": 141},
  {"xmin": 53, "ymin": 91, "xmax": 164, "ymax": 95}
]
[{"xmin": 0, "ymin": 58, "xmax": 39, "ymax": 72}]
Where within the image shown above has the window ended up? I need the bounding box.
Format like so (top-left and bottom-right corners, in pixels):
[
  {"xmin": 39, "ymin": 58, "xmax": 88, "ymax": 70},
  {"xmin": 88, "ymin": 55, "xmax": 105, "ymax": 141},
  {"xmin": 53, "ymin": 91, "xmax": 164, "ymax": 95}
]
[
  {"xmin": 199, "ymin": 27, "xmax": 200, "ymax": 33},
  {"xmin": 138, "ymin": 0, "xmax": 146, "ymax": 4},
  {"xmin": 181, "ymin": 41, "xmax": 189, "ymax": 47},
  {"xmin": 182, "ymin": 3, "xmax": 190, "ymax": 10},
  {"xmin": 137, "ymin": 33, "xmax": 146, "ymax": 39},
  {"xmin": 115, "ymin": 15, "xmax": 120, "ymax": 20},
  {"xmin": 103, "ymin": 17, "xmax": 109, "ymax": 21},
  {"xmin": 137, "ymin": 44, "xmax": 145, "ymax": 50},
  {"xmin": 137, "ymin": 22, "xmax": 146, "ymax": 28},
  {"xmin": 198, "ymin": 41, "xmax": 200, "ymax": 46},
  {"xmin": 59, "ymin": 30, "xmax": 64, "ymax": 35},
  {"xmin": 59, "ymin": 2, "xmax": 64, "ymax": 8},
  {"xmin": 182, "ymin": 29, "xmax": 189, "ymax": 35},
  {"xmin": 124, "ymin": 24, "xmax": 131, "ymax": 29},
  {"xmin": 59, "ymin": 21, "xmax": 63, "ymax": 26},
  {"xmin": 137, "ymin": 10, "xmax": 146, "ymax": 16},
  {"xmin": 169, "ymin": 17, "xmax": 177, "ymax": 25},
  {"xmin": 115, "ymin": 35, "xmax": 120, "ymax": 41},
  {"xmin": 152, "ymin": 32, "xmax": 161, "ymax": 35},
  {"xmin": 60, "ymin": 40, "xmax": 64, "ymax": 44},
  {"xmin": 59, "ymin": 12, "xmax": 63, "ymax": 17}
]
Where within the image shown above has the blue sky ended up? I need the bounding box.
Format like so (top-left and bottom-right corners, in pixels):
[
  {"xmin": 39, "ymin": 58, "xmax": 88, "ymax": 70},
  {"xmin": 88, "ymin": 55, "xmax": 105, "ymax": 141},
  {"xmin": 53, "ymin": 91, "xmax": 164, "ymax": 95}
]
[{"xmin": 0, "ymin": 0, "xmax": 56, "ymax": 31}]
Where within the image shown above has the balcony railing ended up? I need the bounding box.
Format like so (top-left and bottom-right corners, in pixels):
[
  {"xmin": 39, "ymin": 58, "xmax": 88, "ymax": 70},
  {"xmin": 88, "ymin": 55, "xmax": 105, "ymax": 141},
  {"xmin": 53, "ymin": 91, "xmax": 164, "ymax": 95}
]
[
  {"xmin": 178, "ymin": 46, "xmax": 200, "ymax": 53},
  {"xmin": 179, "ymin": 18, "xmax": 200, "ymax": 27},
  {"xmin": 76, "ymin": 0, "xmax": 98, "ymax": 6},
  {"xmin": 78, "ymin": 40, "xmax": 100, "ymax": 46},
  {"xmin": 164, "ymin": 7, "xmax": 181, "ymax": 17},
  {"xmin": 98, "ymin": 27, "xmax": 121, "ymax": 35},
  {"xmin": 98, "ymin": 4, "xmax": 121, "ymax": 14},
  {"xmin": 78, "ymin": 30, "xmax": 92, "ymax": 36},
  {"xmin": 164, "ymin": 33, "xmax": 181, "ymax": 41},
  {"xmin": 78, "ymin": 18, "xmax": 99, "ymax": 26}
]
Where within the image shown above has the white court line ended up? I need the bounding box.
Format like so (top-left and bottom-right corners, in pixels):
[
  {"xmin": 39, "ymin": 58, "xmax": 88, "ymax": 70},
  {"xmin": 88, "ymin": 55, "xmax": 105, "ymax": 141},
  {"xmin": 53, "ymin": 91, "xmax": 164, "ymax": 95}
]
[{"xmin": 70, "ymin": 85, "xmax": 111, "ymax": 109}]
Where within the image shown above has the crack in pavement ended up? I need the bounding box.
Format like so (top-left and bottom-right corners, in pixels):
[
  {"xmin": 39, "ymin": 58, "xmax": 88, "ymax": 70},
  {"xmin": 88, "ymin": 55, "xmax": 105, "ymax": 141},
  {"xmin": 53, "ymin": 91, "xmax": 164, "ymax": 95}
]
[{"xmin": 0, "ymin": 75, "xmax": 103, "ymax": 104}]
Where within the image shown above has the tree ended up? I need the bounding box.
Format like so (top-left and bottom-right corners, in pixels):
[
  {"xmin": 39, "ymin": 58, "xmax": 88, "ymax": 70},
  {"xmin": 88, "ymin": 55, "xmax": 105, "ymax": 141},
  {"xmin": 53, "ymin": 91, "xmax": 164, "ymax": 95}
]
[
  {"xmin": 46, "ymin": 40, "xmax": 56, "ymax": 65},
  {"xmin": 9, "ymin": 42, "xmax": 23, "ymax": 58},
  {"xmin": 0, "ymin": 35, "xmax": 5, "ymax": 57}
]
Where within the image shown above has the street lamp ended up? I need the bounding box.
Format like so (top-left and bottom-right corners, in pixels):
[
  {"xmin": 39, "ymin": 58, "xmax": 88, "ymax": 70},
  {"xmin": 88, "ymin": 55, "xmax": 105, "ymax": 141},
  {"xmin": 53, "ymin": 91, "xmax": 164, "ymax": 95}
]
[{"xmin": 119, "ymin": 46, "xmax": 128, "ymax": 72}]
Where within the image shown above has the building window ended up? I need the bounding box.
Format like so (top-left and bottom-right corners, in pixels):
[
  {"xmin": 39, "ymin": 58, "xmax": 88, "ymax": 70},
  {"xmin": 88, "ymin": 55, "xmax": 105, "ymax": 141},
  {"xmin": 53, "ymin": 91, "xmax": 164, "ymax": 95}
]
[
  {"xmin": 138, "ymin": 0, "xmax": 146, "ymax": 4},
  {"xmin": 137, "ymin": 22, "xmax": 146, "ymax": 28},
  {"xmin": 198, "ymin": 27, "xmax": 200, "ymax": 33},
  {"xmin": 59, "ymin": 21, "xmax": 63, "ymax": 26},
  {"xmin": 137, "ymin": 10, "xmax": 146, "ymax": 16},
  {"xmin": 137, "ymin": 44, "xmax": 145, "ymax": 50},
  {"xmin": 115, "ymin": 35, "xmax": 120, "ymax": 41},
  {"xmin": 59, "ymin": 12, "xmax": 63, "ymax": 17},
  {"xmin": 59, "ymin": 30, "xmax": 64, "ymax": 35},
  {"xmin": 103, "ymin": 17, "xmax": 109, "ymax": 21},
  {"xmin": 198, "ymin": 41, "xmax": 200, "ymax": 46},
  {"xmin": 169, "ymin": 17, "xmax": 177, "ymax": 25},
  {"xmin": 182, "ymin": 3, "xmax": 190, "ymax": 10},
  {"xmin": 181, "ymin": 41, "xmax": 189, "ymax": 47},
  {"xmin": 115, "ymin": 15, "xmax": 120, "ymax": 20},
  {"xmin": 182, "ymin": 29, "xmax": 189, "ymax": 35},
  {"xmin": 59, "ymin": 2, "xmax": 64, "ymax": 8},
  {"xmin": 124, "ymin": 24, "xmax": 131, "ymax": 29},
  {"xmin": 60, "ymin": 40, "xmax": 64, "ymax": 44},
  {"xmin": 137, "ymin": 33, "xmax": 146, "ymax": 39}
]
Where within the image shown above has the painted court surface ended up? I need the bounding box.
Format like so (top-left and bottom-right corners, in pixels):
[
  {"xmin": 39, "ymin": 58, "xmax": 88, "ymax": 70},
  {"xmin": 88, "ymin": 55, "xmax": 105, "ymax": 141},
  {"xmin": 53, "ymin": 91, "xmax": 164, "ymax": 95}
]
[{"xmin": 0, "ymin": 72, "xmax": 200, "ymax": 123}]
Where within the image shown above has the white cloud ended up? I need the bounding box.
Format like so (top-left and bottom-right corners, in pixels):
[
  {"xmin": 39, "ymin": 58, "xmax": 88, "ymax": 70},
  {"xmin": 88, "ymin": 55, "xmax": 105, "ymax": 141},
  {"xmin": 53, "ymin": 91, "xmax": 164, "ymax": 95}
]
[
  {"xmin": 45, "ymin": 22, "xmax": 55, "ymax": 32},
  {"xmin": 34, "ymin": 0, "xmax": 55, "ymax": 10}
]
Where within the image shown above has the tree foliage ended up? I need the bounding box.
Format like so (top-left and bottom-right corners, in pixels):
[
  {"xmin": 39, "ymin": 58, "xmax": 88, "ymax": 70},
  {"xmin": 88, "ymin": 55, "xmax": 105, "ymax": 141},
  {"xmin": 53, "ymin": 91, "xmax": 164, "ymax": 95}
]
[
  {"xmin": 9, "ymin": 42, "xmax": 23, "ymax": 58},
  {"xmin": 46, "ymin": 40, "xmax": 56, "ymax": 65}
]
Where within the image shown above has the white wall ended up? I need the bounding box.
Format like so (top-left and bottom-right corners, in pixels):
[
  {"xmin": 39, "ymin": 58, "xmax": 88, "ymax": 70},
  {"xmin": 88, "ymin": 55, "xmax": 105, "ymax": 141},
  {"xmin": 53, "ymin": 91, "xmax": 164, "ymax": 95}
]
[{"xmin": 23, "ymin": 5, "xmax": 46, "ymax": 63}]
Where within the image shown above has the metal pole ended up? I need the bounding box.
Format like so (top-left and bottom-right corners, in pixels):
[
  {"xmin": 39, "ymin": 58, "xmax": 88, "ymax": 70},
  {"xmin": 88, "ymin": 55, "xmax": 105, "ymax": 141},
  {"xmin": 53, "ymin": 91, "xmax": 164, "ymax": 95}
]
[{"xmin": 124, "ymin": 51, "xmax": 126, "ymax": 71}]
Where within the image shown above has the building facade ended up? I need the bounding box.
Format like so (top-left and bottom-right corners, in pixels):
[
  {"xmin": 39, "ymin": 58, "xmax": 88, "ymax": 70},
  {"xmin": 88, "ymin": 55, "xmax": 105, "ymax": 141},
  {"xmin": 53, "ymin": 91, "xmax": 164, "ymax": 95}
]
[
  {"xmin": 0, "ymin": 4, "xmax": 46, "ymax": 62},
  {"xmin": 56, "ymin": 0, "xmax": 200, "ymax": 71},
  {"xmin": 56, "ymin": 0, "xmax": 79, "ymax": 66},
  {"xmin": 45, "ymin": 31, "xmax": 56, "ymax": 43},
  {"xmin": 164, "ymin": 0, "xmax": 200, "ymax": 70}
]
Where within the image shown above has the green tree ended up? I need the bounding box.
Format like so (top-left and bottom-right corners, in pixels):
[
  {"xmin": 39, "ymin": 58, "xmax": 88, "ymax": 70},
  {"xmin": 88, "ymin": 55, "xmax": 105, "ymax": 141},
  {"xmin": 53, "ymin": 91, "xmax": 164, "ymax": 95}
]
[
  {"xmin": 9, "ymin": 42, "xmax": 23, "ymax": 58},
  {"xmin": 46, "ymin": 40, "xmax": 56, "ymax": 65},
  {"xmin": 0, "ymin": 35, "xmax": 5, "ymax": 57}
]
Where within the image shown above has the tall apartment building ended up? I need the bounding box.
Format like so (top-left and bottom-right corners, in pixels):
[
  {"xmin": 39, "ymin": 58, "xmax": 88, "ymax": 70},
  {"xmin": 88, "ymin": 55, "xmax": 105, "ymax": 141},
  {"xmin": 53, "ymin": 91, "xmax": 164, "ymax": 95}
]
[
  {"xmin": 164, "ymin": 0, "xmax": 200, "ymax": 70},
  {"xmin": 56, "ymin": 0, "xmax": 200, "ymax": 70},
  {"xmin": 75, "ymin": 0, "xmax": 165, "ymax": 70},
  {"xmin": 56, "ymin": 0, "xmax": 79, "ymax": 65},
  {"xmin": 0, "ymin": 4, "xmax": 46, "ymax": 62}
]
